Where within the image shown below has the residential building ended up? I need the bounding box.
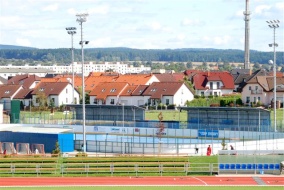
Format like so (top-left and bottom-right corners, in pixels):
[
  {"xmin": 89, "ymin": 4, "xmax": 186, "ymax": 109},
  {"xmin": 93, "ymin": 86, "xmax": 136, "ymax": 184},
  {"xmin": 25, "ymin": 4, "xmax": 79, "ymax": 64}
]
[
  {"xmin": 191, "ymin": 71, "xmax": 234, "ymax": 96},
  {"xmin": 31, "ymin": 82, "xmax": 80, "ymax": 107},
  {"xmin": 0, "ymin": 62, "xmax": 151, "ymax": 77}
]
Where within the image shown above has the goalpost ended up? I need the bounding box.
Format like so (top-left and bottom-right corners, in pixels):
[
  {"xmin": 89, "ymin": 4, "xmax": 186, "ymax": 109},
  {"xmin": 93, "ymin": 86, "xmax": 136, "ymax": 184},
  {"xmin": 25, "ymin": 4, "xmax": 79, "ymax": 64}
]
[
  {"xmin": 1, "ymin": 142, "xmax": 16, "ymax": 154},
  {"xmin": 31, "ymin": 144, "xmax": 45, "ymax": 155},
  {"xmin": 16, "ymin": 143, "xmax": 31, "ymax": 155}
]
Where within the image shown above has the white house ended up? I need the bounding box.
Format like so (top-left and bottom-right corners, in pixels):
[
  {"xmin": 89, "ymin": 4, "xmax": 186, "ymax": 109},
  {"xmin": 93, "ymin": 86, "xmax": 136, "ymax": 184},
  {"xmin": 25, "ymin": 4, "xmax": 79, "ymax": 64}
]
[{"xmin": 31, "ymin": 82, "xmax": 80, "ymax": 107}]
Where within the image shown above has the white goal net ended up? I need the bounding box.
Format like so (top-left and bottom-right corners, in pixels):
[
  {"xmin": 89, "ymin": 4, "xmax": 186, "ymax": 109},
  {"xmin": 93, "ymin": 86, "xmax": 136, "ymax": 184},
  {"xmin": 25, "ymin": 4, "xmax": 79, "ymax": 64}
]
[{"xmin": 16, "ymin": 143, "xmax": 31, "ymax": 155}]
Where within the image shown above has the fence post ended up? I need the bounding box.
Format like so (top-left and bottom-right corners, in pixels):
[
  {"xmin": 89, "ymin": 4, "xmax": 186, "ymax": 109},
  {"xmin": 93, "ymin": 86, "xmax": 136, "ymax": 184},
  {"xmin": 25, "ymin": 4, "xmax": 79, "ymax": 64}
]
[
  {"xmin": 61, "ymin": 164, "xmax": 64, "ymax": 177},
  {"xmin": 110, "ymin": 163, "xmax": 114, "ymax": 177},
  {"xmin": 159, "ymin": 163, "xmax": 163, "ymax": 176},
  {"xmin": 135, "ymin": 164, "xmax": 138, "ymax": 177}
]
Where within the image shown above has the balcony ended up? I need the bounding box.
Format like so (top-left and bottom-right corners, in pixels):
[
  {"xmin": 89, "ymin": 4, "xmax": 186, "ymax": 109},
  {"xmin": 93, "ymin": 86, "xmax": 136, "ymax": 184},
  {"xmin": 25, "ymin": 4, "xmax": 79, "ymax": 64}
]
[{"xmin": 251, "ymin": 89, "xmax": 263, "ymax": 94}]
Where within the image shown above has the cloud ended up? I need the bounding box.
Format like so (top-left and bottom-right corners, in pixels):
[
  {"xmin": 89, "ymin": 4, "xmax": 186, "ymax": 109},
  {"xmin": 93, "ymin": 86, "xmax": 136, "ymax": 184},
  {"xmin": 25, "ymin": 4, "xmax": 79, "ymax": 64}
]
[
  {"xmin": 88, "ymin": 5, "xmax": 109, "ymax": 15},
  {"xmin": 181, "ymin": 18, "xmax": 202, "ymax": 26},
  {"xmin": 90, "ymin": 37, "xmax": 112, "ymax": 47},
  {"xmin": 42, "ymin": 4, "xmax": 59, "ymax": 12},
  {"xmin": 254, "ymin": 5, "xmax": 271, "ymax": 14},
  {"xmin": 202, "ymin": 35, "xmax": 231, "ymax": 46},
  {"xmin": 16, "ymin": 38, "xmax": 31, "ymax": 47}
]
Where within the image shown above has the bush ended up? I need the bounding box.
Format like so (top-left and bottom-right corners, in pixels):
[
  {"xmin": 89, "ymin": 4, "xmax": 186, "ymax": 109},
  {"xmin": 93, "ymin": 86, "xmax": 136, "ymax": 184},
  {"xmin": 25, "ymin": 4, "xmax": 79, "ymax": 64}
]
[{"xmin": 75, "ymin": 152, "xmax": 88, "ymax": 157}]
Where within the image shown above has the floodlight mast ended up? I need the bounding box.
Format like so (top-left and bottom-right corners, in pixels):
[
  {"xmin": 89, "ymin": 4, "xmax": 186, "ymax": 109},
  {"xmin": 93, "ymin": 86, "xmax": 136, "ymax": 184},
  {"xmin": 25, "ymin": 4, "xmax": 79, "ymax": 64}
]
[
  {"xmin": 76, "ymin": 13, "xmax": 89, "ymax": 153},
  {"xmin": 267, "ymin": 20, "xmax": 280, "ymax": 132},
  {"xmin": 66, "ymin": 27, "xmax": 76, "ymax": 104}
]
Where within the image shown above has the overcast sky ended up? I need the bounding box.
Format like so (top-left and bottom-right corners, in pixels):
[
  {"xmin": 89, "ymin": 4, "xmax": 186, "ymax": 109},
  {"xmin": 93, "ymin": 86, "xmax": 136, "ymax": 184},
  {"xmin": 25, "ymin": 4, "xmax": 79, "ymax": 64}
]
[{"xmin": 0, "ymin": 0, "xmax": 283, "ymax": 52}]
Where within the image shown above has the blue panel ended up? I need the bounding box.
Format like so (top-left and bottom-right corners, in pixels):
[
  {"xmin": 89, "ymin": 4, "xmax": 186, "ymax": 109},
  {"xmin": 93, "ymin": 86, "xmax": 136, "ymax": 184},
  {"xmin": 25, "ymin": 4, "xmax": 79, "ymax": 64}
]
[
  {"xmin": 219, "ymin": 164, "xmax": 224, "ymax": 170},
  {"xmin": 0, "ymin": 131, "xmax": 57, "ymax": 153},
  {"xmin": 275, "ymin": 164, "xmax": 280, "ymax": 169},
  {"xmin": 241, "ymin": 164, "xmax": 246, "ymax": 169},
  {"xmin": 264, "ymin": 164, "xmax": 269, "ymax": 170},
  {"xmin": 58, "ymin": 133, "xmax": 74, "ymax": 152},
  {"xmin": 269, "ymin": 164, "xmax": 274, "ymax": 170},
  {"xmin": 236, "ymin": 164, "xmax": 241, "ymax": 169},
  {"xmin": 230, "ymin": 164, "xmax": 235, "ymax": 169},
  {"xmin": 252, "ymin": 164, "xmax": 256, "ymax": 169}
]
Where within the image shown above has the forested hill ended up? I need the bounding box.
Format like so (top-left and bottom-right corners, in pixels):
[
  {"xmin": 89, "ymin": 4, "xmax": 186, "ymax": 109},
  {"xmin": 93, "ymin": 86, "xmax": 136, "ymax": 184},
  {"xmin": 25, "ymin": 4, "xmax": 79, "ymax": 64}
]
[{"xmin": 0, "ymin": 45, "xmax": 283, "ymax": 65}]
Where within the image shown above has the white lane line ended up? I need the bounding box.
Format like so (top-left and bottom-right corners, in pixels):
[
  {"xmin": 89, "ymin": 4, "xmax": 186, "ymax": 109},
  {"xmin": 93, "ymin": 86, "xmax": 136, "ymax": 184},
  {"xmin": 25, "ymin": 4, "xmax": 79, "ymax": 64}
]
[{"xmin": 192, "ymin": 177, "xmax": 208, "ymax": 186}]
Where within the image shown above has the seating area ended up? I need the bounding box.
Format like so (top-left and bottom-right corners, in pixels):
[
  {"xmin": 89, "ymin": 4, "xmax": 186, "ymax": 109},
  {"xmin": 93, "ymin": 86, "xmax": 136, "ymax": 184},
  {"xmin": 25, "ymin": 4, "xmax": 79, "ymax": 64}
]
[{"xmin": 219, "ymin": 163, "xmax": 280, "ymax": 171}]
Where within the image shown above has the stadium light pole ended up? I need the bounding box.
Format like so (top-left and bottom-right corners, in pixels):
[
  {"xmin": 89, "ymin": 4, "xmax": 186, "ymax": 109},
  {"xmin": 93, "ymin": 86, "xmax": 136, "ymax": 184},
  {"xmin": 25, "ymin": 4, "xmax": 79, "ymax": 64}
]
[
  {"xmin": 76, "ymin": 13, "xmax": 89, "ymax": 153},
  {"xmin": 267, "ymin": 20, "xmax": 280, "ymax": 132},
  {"xmin": 66, "ymin": 27, "xmax": 76, "ymax": 104}
]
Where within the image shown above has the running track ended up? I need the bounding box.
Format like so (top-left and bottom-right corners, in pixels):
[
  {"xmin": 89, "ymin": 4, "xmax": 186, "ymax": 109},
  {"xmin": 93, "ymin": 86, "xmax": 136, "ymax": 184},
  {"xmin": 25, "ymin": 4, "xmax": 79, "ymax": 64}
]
[{"xmin": 0, "ymin": 176, "xmax": 284, "ymax": 186}]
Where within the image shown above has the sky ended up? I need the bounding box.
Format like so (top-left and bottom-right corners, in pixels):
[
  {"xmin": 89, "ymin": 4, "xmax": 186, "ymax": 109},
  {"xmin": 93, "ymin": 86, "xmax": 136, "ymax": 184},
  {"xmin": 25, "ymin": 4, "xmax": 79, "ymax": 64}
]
[{"xmin": 0, "ymin": 0, "xmax": 283, "ymax": 52}]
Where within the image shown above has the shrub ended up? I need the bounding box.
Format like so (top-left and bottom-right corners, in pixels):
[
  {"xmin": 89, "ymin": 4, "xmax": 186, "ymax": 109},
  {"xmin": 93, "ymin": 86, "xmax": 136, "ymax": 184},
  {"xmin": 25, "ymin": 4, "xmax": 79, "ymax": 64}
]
[{"xmin": 76, "ymin": 152, "xmax": 88, "ymax": 157}]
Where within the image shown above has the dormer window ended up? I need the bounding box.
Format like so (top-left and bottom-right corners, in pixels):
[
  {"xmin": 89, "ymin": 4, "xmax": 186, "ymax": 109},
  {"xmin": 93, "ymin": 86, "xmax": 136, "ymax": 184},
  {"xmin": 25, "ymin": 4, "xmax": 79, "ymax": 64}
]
[
  {"xmin": 110, "ymin": 89, "xmax": 116, "ymax": 92},
  {"xmin": 102, "ymin": 88, "xmax": 105, "ymax": 92},
  {"xmin": 127, "ymin": 89, "xmax": 131, "ymax": 93},
  {"xmin": 5, "ymin": 90, "xmax": 10, "ymax": 94},
  {"xmin": 39, "ymin": 88, "xmax": 44, "ymax": 91},
  {"xmin": 150, "ymin": 88, "xmax": 157, "ymax": 92}
]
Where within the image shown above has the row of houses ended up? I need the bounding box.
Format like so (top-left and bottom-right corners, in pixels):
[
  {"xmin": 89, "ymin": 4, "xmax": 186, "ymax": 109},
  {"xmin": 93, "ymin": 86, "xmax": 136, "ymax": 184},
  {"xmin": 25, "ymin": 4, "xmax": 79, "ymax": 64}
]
[{"xmin": 0, "ymin": 68, "xmax": 283, "ymax": 110}]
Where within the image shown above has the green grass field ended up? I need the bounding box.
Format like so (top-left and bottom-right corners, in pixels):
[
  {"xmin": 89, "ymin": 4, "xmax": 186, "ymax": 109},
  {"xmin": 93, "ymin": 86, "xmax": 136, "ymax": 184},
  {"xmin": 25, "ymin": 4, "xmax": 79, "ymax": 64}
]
[{"xmin": 2, "ymin": 186, "xmax": 283, "ymax": 190}]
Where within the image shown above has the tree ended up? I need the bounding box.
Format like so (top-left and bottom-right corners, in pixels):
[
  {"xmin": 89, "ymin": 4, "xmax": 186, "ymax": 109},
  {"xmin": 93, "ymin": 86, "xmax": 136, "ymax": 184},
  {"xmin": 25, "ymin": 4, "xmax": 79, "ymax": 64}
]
[
  {"xmin": 52, "ymin": 141, "xmax": 61, "ymax": 156},
  {"xmin": 186, "ymin": 62, "xmax": 193, "ymax": 69},
  {"xmin": 36, "ymin": 91, "xmax": 48, "ymax": 112}
]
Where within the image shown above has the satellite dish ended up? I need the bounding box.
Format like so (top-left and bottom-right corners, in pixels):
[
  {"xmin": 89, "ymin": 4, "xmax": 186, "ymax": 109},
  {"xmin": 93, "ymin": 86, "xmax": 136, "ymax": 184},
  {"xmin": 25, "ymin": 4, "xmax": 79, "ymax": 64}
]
[{"xmin": 268, "ymin": 60, "xmax": 273, "ymax": 65}]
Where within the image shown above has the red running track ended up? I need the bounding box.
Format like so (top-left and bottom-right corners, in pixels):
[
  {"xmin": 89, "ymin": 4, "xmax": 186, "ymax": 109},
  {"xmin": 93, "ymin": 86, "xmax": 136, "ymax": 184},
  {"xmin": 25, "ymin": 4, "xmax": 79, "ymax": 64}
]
[{"xmin": 0, "ymin": 176, "xmax": 283, "ymax": 186}]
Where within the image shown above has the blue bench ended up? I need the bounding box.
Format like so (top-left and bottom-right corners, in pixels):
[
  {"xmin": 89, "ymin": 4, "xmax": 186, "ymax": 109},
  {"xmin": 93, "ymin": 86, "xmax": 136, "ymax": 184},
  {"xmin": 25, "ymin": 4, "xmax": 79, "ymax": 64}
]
[{"xmin": 219, "ymin": 163, "xmax": 280, "ymax": 170}]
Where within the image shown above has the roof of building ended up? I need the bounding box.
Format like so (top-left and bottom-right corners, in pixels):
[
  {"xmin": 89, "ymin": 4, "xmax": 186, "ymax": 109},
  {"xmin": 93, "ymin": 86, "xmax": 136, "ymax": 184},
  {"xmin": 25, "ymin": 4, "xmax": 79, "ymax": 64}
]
[
  {"xmin": 7, "ymin": 74, "xmax": 41, "ymax": 89},
  {"xmin": 0, "ymin": 84, "xmax": 22, "ymax": 98},
  {"xmin": 89, "ymin": 82, "xmax": 129, "ymax": 100},
  {"xmin": 0, "ymin": 125, "xmax": 72, "ymax": 134},
  {"xmin": 142, "ymin": 82, "xmax": 185, "ymax": 99},
  {"xmin": 0, "ymin": 68, "xmax": 54, "ymax": 73},
  {"xmin": 31, "ymin": 82, "xmax": 69, "ymax": 96},
  {"xmin": 154, "ymin": 73, "xmax": 185, "ymax": 82},
  {"xmin": 192, "ymin": 71, "xmax": 234, "ymax": 90}
]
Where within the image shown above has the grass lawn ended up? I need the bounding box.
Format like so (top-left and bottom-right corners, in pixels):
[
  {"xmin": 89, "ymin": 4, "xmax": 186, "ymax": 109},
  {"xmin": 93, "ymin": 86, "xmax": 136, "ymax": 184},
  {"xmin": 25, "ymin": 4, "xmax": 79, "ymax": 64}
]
[{"xmin": 3, "ymin": 186, "xmax": 283, "ymax": 190}]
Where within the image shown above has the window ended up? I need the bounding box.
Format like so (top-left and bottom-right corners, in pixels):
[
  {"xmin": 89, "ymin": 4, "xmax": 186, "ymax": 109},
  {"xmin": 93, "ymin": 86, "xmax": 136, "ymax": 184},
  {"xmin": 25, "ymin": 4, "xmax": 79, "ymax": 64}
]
[
  {"xmin": 255, "ymin": 86, "xmax": 258, "ymax": 90},
  {"xmin": 201, "ymin": 92, "xmax": 204, "ymax": 96},
  {"xmin": 258, "ymin": 97, "xmax": 261, "ymax": 102},
  {"xmin": 246, "ymin": 97, "xmax": 250, "ymax": 103},
  {"xmin": 166, "ymin": 99, "xmax": 169, "ymax": 105},
  {"xmin": 253, "ymin": 97, "xmax": 256, "ymax": 103},
  {"xmin": 110, "ymin": 89, "xmax": 116, "ymax": 92},
  {"xmin": 66, "ymin": 98, "xmax": 68, "ymax": 103},
  {"xmin": 249, "ymin": 86, "xmax": 251, "ymax": 90},
  {"xmin": 217, "ymin": 82, "xmax": 220, "ymax": 89},
  {"xmin": 210, "ymin": 82, "xmax": 213, "ymax": 89},
  {"xmin": 94, "ymin": 99, "xmax": 98, "ymax": 104},
  {"xmin": 110, "ymin": 99, "xmax": 115, "ymax": 104},
  {"xmin": 214, "ymin": 92, "xmax": 218, "ymax": 96},
  {"xmin": 150, "ymin": 88, "xmax": 157, "ymax": 92},
  {"xmin": 66, "ymin": 88, "xmax": 68, "ymax": 93}
]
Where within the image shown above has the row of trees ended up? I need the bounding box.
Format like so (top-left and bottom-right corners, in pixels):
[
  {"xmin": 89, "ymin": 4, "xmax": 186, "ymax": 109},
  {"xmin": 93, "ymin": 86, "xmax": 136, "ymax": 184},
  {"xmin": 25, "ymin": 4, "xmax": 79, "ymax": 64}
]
[{"xmin": 0, "ymin": 47, "xmax": 283, "ymax": 66}]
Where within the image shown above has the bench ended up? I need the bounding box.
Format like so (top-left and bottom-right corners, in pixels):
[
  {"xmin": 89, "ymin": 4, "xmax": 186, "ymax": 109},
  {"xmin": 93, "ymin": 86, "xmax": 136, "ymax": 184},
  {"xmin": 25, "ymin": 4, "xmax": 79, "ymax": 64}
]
[{"xmin": 219, "ymin": 163, "xmax": 280, "ymax": 174}]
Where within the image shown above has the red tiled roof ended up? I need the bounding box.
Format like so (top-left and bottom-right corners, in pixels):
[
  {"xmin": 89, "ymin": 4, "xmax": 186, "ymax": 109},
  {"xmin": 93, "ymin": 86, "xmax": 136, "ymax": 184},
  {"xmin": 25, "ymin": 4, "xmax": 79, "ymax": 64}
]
[
  {"xmin": 7, "ymin": 74, "xmax": 41, "ymax": 89},
  {"xmin": 193, "ymin": 71, "xmax": 234, "ymax": 90},
  {"xmin": 142, "ymin": 82, "xmax": 184, "ymax": 99},
  {"xmin": 31, "ymin": 82, "xmax": 69, "ymax": 96},
  {"xmin": 0, "ymin": 84, "xmax": 22, "ymax": 98},
  {"xmin": 89, "ymin": 82, "xmax": 129, "ymax": 100},
  {"xmin": 154, "ymin": 73, "xmax": 185, "ymax": 82}
]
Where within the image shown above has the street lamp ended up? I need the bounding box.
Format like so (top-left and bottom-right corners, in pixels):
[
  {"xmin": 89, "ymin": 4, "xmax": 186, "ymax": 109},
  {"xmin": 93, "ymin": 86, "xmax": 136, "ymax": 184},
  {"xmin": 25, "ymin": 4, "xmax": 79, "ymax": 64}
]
[
  {"xmin": 267, "ymin": 20, "xmax": 280, "ymax": 132},
  {"xmin": 76, "ymin": 13, "xmax": 89, "ymax": 153},
  {"xmin": 65, "ymin": 27, "xmax": 76, "ymax": 104}
]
